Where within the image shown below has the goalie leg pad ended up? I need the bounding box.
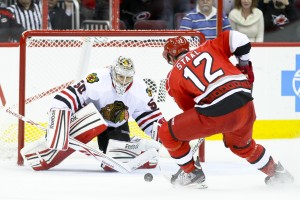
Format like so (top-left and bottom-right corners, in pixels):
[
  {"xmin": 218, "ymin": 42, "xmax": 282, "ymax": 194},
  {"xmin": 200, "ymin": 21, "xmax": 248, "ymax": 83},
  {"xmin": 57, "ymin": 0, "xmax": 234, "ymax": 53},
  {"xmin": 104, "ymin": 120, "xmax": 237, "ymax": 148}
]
[
  {"xmin": 102, "ymin": 137, "xmax": 160, "ymax": 171},
  {"xmin": 21, "ymin": 137, "xmax": 75, "ymax": 171},
  {"xmin": 47, "ymin": 108, "xmax": 71, "ymax": 151},
  {"xmin": 70, "ymin": 103, "xmax": 108, "ymax": 142},
  {"xmin": 130, "ymin": 136, "xmax": 161, "ymax": 151},
  {"xmin": 22, "ymin": 103, "xmax": 108, "ymax": 170}
]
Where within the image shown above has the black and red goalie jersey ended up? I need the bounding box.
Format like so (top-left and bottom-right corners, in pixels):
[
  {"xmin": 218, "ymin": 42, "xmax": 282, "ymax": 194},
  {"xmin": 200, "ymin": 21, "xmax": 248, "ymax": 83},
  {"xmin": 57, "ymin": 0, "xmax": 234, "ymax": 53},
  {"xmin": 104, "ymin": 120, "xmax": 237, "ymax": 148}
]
[{"xmin": 166, "ymin": 30, "xmax": 253, "ymax": 116}]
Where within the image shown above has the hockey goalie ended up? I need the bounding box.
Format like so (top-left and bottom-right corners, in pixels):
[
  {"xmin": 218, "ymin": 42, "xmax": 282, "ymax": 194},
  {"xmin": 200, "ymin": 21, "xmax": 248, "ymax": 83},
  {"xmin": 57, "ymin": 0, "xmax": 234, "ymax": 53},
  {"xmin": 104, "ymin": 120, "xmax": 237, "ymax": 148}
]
[{"xmin": 21, "ymin": 56, "xmax": 165, "ymax": 172}]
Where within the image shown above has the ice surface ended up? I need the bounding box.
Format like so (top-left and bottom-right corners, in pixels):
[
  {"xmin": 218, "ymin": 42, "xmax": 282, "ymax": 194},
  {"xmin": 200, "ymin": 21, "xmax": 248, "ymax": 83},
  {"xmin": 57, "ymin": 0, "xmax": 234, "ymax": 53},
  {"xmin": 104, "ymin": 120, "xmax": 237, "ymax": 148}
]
[{"xmin": 0, "ymin": 139, "xmax": 299, "ymax": 200}]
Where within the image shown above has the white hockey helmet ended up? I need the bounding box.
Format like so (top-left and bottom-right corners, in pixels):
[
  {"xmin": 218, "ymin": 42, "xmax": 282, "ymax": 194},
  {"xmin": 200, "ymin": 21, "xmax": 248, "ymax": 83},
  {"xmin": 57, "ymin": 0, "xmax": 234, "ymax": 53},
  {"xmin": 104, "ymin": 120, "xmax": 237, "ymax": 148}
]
[{"xmin": 111, "ymin": 56, "xmax": 135, "ymax": 96}]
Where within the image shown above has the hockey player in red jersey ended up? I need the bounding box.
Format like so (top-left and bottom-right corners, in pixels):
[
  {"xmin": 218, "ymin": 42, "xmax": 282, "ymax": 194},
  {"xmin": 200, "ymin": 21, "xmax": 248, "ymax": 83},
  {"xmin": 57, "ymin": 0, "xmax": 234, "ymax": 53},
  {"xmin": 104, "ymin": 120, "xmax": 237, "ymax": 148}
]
[{"xmin": 158, "ymin": 30, "xmax": 294, "ymax": 188}]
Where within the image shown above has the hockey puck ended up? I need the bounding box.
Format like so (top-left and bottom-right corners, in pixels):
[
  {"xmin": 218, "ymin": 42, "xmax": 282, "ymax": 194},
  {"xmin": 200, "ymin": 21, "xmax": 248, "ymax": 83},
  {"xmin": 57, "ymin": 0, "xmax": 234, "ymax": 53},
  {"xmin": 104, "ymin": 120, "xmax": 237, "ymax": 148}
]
[{"xmin": 144, "ymin": 173, "xmax": 153, "ymax": 182}]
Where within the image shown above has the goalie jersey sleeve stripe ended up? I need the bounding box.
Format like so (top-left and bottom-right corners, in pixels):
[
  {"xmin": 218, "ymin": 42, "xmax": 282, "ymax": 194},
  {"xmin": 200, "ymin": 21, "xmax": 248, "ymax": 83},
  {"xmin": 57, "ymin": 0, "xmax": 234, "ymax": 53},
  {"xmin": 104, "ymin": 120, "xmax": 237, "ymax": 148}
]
[
  {"xmin": 66, "ymin": 86, "xmax": 83, "ymax": 111},
  {"xmin": 134, "ymin": 108, "xmax": 161, "ymax": 122},
  {"xmin": 54, "ymin": 95, "xmax": 72, "ymax": 110},
  {"xmin": 134, "ymin": 108, "xmax": 163, "ymax": 136},
  {"xmin": 139, "ymin": 112, "xmax": 162, "ymax": 131},
  {"xmin": 135, "ymin": 109, "xmax": 162, "ymax": 129},
  {"xmin": 54, "ymin": 86, "xmax": 83, "ymax": 112},
  {"xmin": 61, "ymin": 90, "xmax": 77, "ymax": 111}
]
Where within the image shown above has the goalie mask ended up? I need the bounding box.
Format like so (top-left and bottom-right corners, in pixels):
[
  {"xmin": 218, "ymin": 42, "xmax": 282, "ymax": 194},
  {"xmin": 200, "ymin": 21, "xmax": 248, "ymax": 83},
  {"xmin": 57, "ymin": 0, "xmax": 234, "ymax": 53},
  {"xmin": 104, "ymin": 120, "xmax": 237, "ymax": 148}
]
[
  {"xmin": 111, "ymin": 56, "xmax": 135, "ymax": 96},
  {"xmin": 163, "ymin": 36, "xmax": 190, "ymax": 65}
]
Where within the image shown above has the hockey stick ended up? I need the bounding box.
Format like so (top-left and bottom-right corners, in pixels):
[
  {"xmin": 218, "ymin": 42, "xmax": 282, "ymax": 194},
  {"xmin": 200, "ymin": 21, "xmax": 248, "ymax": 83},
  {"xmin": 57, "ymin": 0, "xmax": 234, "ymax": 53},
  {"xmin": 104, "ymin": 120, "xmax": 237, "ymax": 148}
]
[
  {"xmin": 4, "ymin": 106, "xmax": 157, "ymax": 173},
  {"xmin": 159, "ymin": 138, "xmax": 204, "ymax": 180},
  {"xmin": 176, "ymin": 137, "xmax": 205, "ymax": 170},
  {"xmin": 69, "ymin": 138, "xmax": 158, "ymax": 173},
  {"xmin": 191, "ymin": 138, "xmax": 205, "ymax": 155}
]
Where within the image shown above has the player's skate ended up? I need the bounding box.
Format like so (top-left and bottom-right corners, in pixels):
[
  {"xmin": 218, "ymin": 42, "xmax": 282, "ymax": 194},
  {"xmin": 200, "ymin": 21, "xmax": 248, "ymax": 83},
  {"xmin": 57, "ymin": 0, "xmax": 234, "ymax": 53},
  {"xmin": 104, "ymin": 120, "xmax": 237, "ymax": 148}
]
[
  {"xmin": 265, "ymin": 162, "xmax": 294, "ymax": 186},
  {"xmin": 170, "ymin": 157, "xmax": 207, "ymax": 189}
]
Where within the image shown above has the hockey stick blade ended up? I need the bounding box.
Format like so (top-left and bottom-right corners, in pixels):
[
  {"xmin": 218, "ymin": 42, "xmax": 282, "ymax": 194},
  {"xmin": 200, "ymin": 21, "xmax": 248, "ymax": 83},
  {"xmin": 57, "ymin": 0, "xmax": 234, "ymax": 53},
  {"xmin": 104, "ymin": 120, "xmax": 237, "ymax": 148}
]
[{"xmin": 69, "ymin": 138, "xmax": 131, "ymax": 173}]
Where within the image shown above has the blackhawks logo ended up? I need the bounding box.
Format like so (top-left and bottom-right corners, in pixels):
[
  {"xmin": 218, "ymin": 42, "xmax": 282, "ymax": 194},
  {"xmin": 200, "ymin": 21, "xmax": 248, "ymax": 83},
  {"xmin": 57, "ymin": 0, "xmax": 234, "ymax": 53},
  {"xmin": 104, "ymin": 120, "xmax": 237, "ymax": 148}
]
[
  {"xmin": 100, "ymin": 101, "xmax": 129, "ymax": 123},
  {"xmin": 86, "ymin": 73, "xmax": 99, "ymax": 83}
]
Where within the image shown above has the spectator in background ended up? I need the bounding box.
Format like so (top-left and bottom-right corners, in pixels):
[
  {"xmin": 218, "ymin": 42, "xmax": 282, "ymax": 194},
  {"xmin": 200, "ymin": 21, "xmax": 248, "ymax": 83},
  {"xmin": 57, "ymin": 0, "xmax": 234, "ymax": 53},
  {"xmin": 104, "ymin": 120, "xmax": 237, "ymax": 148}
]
[
  {"xmin": 294, "ymin": 0, "xmax": 300, "ymax": 19},
  {"xmin": 119, "ymin": 0, "xmax": 165, "ymax": 30},
  {"xmin": 0, "ymin": 6, "xmax": 25, "ymax": 42},
  {"xmin": 229, "ymin": 0, "xmax": 264, "ymax": 42},
  {"xmin": 179, "ymin": 0, "xmax": 232, "ymax": 40},
  {"xmin": 7, "ymin": 0, "xmax": 50, "ymax": 30},
  {"xmin": 214, "ymin": 0, "xmax": 234, "ymax": 15},
  {"xmin": 163, "ymin": 0, "xmax": 194, "ymax": 29},
  {"xmin": 80, "ymin": 0, "xmax": 96, "ymax": 20},
  {"xmin": 261, "ymin": 0, "xmax": 298, "ymax": 31},
  {"xmin": 94, "ymin": 0, "xmax": 109, "ymax": 20},
  {"xmin": 0, "ymin": 0, "xmax": 6, "ymax": 7},
  {"xmin": 48, "ymin": 0, "xmax": 73, "ymax": 29}
]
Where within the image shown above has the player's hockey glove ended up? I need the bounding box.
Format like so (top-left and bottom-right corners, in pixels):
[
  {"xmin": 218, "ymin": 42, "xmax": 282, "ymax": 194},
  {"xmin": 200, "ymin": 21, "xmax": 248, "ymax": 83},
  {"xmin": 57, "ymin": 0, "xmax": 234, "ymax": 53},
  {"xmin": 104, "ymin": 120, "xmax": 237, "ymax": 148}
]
[{"xmin": 236, "ymin": 61, "xmax": 255, "ymax": 84}]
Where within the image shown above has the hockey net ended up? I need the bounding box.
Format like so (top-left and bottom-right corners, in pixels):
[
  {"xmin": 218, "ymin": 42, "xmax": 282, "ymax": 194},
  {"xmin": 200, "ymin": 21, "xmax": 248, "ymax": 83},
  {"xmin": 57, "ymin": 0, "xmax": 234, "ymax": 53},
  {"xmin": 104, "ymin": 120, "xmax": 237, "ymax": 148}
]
[{"xmin": 0, "ymin": 30, "xmax": 205, "ymax": 165}]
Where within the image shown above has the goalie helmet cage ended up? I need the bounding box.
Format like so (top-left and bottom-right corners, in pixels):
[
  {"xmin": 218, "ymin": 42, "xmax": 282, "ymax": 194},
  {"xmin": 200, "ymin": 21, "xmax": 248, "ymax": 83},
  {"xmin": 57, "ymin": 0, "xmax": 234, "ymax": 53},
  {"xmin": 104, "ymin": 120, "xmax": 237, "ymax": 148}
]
[{"xmin": 14, "ymin": 30, "xmax": 206, "ymax": 165}]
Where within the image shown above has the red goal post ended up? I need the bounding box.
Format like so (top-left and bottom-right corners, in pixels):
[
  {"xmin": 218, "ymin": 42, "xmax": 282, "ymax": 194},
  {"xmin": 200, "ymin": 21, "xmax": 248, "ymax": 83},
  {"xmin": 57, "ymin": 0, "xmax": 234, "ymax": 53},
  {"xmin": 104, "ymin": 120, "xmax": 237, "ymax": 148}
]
[{"xmin": 15, "ymin": 30, "xmax": 206, "ymax": 165}]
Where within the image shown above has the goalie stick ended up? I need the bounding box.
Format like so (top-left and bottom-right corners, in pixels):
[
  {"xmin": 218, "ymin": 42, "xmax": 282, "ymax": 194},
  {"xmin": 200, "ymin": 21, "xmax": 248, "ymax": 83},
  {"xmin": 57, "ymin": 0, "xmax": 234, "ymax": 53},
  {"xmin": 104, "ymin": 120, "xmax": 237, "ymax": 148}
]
[
  {"xmin": 3, "ymin": 106, "xmax": 158, "ymax": 173},
  {"xmin": 0, "ymin": 84, "xmax": 6, "ymax": 106}
]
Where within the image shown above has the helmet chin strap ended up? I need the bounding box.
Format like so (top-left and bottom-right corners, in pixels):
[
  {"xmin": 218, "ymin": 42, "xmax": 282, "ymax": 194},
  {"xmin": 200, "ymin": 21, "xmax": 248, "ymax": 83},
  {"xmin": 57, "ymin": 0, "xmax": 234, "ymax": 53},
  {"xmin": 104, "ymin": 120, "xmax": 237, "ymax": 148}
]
[
  {"xmin": 169, "ymin": 51, "xmax": 187, "ymax": 65},
  {"xmin": 167, "ymin": 54, "xmax": 175, "ymax": 65}
]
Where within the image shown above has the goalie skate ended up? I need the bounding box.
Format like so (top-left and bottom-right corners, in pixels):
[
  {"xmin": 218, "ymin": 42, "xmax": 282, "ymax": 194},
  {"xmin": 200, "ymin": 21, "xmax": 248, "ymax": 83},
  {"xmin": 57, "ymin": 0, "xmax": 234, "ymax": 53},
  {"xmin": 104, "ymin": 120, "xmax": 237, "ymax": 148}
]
[
  {"xmin": 265, "ymin": 162, "xmax": 294, "ymax": 186},
  {"xmin": 170, "ymin": 157, "xmax": 207, "ymax": 189}
]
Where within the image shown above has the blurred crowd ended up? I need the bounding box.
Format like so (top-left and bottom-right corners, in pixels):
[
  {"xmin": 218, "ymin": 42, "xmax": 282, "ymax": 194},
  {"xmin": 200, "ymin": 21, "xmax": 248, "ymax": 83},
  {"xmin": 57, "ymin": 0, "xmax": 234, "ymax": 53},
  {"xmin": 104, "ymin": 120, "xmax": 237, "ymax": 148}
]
[{"xmin": 0, "ymin": 0, "xmax": 299, "ymax": 43}]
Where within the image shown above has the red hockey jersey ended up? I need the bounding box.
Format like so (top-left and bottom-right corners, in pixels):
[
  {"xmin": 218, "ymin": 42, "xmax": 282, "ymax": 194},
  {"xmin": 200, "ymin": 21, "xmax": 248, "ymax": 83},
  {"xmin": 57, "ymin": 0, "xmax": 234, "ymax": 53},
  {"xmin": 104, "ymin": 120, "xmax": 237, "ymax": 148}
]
[{"xmin": 166, "ymin": 30, "xmax": 253, "ymax": 116}]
